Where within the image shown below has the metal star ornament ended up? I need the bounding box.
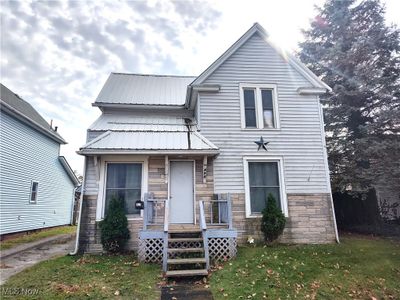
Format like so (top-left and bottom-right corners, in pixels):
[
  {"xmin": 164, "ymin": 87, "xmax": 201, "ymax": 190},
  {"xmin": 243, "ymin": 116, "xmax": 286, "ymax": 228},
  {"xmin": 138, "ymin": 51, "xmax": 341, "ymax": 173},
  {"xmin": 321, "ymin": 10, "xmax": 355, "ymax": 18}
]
[{"xmin": 254, "ymin": 136, "xmax": 269, "ymax": 151}]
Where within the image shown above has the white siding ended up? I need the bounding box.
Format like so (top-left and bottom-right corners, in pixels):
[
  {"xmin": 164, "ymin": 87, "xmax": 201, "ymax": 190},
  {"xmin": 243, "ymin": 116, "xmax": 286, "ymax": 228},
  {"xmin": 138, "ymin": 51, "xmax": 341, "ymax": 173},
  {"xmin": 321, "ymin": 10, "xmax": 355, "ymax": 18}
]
[
  {"xmin": 0, "ymin": 112, "xmax": 75, "ymax": 235},
  {"xmin": 84, "ymin": 156, "xmax": 98, "ymax": 195},
  {"xmin": 199, "ymin": 33, "xmax": 330, "ymax": 194}
]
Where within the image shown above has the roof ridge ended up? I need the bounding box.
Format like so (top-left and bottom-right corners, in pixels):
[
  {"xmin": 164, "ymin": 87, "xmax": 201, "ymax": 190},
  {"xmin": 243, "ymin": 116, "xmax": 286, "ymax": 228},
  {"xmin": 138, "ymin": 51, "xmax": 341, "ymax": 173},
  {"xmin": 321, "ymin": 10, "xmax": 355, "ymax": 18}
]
[{"xmin": 111, "ymin": 72, "xmax": 196, "ymax": 78}]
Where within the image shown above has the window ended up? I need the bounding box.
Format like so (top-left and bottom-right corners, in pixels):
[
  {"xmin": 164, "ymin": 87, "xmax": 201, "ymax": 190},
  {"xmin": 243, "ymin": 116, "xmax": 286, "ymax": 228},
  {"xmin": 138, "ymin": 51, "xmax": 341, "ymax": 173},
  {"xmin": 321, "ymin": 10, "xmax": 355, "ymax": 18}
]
[
  {"xmin": 249, "ymin": 162, "xmax": 280, "ymax": 213},
  {"xmin": 240, "ymin": 84, "xmax": 279, "ymax": 129},
  {"xmin": 30, "ymin": 182, "xmax": 38, "ymax": 204},
  {"xmin": 244, "ymin": 157, "xmax": 288, "ymax": 217},
  {"xmin": 105, "ymin": 163, "xmax": 142, "ymax": 215}
]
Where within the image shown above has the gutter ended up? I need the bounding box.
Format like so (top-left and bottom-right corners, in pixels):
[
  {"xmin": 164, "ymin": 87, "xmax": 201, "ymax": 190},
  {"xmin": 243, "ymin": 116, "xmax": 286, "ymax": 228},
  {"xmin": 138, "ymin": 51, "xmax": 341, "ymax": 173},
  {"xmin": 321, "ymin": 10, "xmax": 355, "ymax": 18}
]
[{"xmin": 69, "ymin": 156, "xmax": 87, "ymax": 255}]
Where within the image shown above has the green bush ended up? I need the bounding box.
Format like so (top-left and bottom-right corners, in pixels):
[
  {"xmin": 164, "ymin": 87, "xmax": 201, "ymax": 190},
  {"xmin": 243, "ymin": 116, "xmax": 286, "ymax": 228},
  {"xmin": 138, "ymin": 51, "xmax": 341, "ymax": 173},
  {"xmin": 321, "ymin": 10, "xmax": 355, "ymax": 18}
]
[
  {"xmin": 261, "ymin": 193, "xmax": 286, "ymax": 243},
  {"xmin": 99, "ymin": 197, "xmax": 130, "ymax": 253}
]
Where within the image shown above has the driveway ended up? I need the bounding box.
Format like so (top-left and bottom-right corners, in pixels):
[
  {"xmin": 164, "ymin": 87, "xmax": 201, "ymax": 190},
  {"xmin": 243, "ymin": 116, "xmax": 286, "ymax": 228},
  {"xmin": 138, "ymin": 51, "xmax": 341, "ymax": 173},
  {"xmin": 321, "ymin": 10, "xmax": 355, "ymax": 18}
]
[{"xmin": 1, "ymin": 237, "xmax": 74, "ymax": 285}]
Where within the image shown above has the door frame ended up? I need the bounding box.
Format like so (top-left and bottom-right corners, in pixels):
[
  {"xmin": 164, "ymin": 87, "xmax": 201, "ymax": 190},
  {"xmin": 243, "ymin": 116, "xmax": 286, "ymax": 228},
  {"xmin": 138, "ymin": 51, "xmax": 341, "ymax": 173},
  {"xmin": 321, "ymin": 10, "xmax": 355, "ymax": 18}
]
[{"xmin": 168, "ymin": 159, "xmax": 196, "ymax": 224}]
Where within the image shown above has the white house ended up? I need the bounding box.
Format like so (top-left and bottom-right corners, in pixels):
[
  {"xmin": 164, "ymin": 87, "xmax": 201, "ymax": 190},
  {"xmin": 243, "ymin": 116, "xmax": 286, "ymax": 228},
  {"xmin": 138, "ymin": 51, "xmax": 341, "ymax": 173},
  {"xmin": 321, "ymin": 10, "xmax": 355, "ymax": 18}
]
[
  {"xmin": 76, "ymin": 23, "xmax": 338, "ymax": 277},
  {"xmin": 0, "ymin": 83, "xmax": 79, "ymax": 236}
]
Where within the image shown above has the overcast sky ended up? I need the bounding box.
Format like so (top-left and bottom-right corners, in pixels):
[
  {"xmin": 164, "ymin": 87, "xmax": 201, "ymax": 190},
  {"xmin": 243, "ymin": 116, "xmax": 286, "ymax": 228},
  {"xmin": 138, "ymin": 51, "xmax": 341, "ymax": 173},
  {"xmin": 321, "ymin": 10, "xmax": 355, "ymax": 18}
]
[{"xmin": 1, "ymin": 0, "xmax": 399, "ymax": 174}]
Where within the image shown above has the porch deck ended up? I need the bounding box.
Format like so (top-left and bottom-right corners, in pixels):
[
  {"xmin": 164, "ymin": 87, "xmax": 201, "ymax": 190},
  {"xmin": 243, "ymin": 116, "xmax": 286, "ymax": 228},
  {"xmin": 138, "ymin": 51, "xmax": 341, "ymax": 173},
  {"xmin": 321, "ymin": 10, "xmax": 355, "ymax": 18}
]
[{"xmin": 138, "ymin": 193, "xmax": 237, "ymax": 275}]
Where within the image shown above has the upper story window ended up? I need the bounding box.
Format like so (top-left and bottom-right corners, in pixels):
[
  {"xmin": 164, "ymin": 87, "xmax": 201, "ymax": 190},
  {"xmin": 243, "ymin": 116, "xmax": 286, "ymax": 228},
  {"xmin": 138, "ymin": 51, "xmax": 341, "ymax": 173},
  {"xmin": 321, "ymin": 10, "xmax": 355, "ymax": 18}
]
[
  {"xmin": 30, "ymin": 181, "xmax": 38, "ymax": 204},
  {"xmin": 240, "ymin": 84, "xmax": 279, "ymax": 129}
]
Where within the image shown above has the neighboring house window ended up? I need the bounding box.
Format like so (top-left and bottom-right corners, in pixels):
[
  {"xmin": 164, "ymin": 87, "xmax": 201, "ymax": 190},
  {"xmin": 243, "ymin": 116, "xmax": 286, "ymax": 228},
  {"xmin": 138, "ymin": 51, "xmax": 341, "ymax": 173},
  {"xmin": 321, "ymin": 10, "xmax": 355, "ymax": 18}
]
[
  {"xmin": 244, "ymin": 157, "xmax": 288, "ymax": 217},
  {"xmin": 30, "ymin": 182, "xmax": 38, "ymax": 204},
  {"xmin": 105, "ymin": 163, "xmax": 142, "ymax": 216},
  {"xmin": 240, "ymin": 84, "xmax": 279, "ymax": 129}
]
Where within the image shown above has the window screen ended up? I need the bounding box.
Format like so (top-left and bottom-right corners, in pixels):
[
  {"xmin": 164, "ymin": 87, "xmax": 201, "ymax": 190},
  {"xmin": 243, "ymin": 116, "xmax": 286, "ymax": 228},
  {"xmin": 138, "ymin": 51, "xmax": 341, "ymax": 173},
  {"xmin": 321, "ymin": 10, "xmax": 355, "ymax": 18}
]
[
  {"xmin": 105, "ymin": 163, "xmax": 142, "ymax": 215},
  {"xmin": 248, "ymin": 162, "xmax": 280, "ymax": 213}
]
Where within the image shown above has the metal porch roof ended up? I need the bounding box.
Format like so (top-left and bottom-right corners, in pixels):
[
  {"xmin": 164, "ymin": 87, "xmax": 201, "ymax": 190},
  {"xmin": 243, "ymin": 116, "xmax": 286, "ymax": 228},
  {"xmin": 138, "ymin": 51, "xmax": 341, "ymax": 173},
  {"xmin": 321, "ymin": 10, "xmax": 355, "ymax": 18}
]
[{"xmin": 79, "ymin": 130, "xmax": 218, "ymax": 155}]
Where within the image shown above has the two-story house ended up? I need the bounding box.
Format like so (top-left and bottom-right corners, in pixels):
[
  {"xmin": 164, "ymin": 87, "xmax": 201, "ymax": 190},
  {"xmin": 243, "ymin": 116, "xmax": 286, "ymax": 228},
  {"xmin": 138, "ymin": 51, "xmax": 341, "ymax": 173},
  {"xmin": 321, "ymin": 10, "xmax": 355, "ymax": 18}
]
[
  {"xmin": 0, "ymin": 83, "xmax": 79, "ymax": 236},
  {"xmin": 76, "ymin": 23, "xmax": 338, "ymax": 277}
]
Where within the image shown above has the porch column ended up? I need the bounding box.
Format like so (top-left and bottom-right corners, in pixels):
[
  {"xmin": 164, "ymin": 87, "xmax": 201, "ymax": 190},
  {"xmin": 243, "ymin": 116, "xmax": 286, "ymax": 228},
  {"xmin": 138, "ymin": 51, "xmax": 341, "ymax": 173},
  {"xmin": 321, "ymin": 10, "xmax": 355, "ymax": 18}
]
[{"xmin": 165, "ymin": 155, "xmax": 169, "ymax": 184}]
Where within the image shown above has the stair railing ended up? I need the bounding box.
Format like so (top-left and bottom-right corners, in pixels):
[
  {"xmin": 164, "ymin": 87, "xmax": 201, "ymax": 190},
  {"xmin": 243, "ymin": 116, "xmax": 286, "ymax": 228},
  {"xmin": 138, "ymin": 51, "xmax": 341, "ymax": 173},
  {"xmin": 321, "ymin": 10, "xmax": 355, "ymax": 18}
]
[
  {"xmin": 199, "ymin": 200, "xmax": 210, "ymax": 270},
  {"xmin": 162, "ymin": 197, "xmax": 169, "ymax": 272}
]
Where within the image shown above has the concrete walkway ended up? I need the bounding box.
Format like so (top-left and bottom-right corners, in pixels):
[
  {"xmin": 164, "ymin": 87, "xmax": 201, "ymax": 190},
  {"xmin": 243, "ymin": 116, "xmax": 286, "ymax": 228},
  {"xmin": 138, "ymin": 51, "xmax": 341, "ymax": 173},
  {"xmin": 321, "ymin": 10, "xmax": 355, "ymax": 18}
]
[{"xmin": 0, "ymin": 234, "xmax": 74, "ymax": 285}]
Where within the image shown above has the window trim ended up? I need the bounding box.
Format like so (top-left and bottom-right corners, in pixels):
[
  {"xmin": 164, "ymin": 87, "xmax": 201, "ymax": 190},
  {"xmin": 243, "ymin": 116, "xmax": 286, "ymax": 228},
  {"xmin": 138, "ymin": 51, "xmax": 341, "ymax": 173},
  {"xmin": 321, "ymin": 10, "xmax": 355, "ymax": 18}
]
[
  {"xmin": 96, "ymin": 155, "xmax": 148, "ymax": 221},
  {"xmin": 243, "ymin": 156, "xmax": 288, "ymax": 218},
  {"xmin": 239, "ymin": 83, "xmax": 280, "ymax": 130},
  {"xmin": 29, "ymin": 181, "xmax": 39, "ymax": 204}
]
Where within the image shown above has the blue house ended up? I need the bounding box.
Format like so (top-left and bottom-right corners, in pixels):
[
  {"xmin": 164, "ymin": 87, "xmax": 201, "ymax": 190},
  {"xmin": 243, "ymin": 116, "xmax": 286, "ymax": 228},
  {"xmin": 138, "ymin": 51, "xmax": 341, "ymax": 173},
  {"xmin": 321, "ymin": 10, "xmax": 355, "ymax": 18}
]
[{"xmin": 0, "ymin": 83, "xmax": 79, "ymax": 236}]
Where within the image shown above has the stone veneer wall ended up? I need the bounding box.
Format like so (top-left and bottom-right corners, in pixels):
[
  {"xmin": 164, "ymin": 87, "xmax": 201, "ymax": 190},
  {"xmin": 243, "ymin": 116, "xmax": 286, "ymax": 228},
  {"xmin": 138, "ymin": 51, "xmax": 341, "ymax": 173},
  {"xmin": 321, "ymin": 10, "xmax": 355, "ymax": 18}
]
[{"xmin": 227, "ymin": 193, "xmax": 336, "ymax": 244}]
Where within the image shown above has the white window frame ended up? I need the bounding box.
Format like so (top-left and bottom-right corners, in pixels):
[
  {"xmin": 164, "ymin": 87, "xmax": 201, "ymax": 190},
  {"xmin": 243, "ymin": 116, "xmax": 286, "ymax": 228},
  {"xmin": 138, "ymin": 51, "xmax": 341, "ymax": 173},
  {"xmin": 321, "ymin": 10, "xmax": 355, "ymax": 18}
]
[
  {"xmin": 243, "ymin": 156, "xmax": 288, "ymax": 218},
  {"xmin": 239, "ymin": 83, "xmax": 280, "ymax": 130},
  {"xmin": 96, "ymin": 155, "xmax": 148, "ymax": 221},
  {"xmin": 29, "ymin": 181, "xmax": 39, "ymax": 204}
]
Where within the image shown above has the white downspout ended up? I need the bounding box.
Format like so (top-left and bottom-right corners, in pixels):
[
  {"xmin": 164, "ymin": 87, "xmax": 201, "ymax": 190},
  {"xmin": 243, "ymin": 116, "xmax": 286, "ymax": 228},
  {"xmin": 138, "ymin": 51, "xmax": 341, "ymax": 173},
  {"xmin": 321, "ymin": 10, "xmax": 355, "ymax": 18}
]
[
  {"xmin": 318, "ymin": 101, "xmax": 340, "ymax": 243},
  {"xmin": 69, "ymin": 156, "xmax": 87, "ymax": 255}
]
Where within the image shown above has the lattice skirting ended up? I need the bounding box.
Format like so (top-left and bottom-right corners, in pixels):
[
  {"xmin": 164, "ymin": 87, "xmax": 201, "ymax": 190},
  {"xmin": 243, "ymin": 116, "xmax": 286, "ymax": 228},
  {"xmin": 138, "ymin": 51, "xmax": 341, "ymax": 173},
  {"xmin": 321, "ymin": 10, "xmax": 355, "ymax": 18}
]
[
  {"xmin": 138, "ymin": 238, "xmax": 163, "ymax": 263},
  {"xmin": 209, "ymin": 237, "xmax": 237, "ymax": 262}
]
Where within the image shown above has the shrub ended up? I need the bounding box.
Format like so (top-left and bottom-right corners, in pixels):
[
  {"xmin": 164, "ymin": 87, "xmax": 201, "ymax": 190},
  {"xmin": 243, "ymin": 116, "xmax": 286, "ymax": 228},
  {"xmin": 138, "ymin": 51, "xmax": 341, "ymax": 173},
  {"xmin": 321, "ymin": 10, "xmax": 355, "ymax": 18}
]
[
  {"xmin": 261, "ymin": 193, "xmax": 286, "ymax": 243},
  {"xmin": 99, "ymin": 197, "xmax": 130, "ymax": 253}
]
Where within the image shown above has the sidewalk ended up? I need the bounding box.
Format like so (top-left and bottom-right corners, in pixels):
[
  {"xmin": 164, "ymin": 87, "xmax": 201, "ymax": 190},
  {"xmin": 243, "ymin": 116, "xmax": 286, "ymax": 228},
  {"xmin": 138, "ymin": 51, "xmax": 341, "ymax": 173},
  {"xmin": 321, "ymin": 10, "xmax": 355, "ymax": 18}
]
[{"xmin": 0, "ymin": 234, "xmax": 75, "ymax": 285}]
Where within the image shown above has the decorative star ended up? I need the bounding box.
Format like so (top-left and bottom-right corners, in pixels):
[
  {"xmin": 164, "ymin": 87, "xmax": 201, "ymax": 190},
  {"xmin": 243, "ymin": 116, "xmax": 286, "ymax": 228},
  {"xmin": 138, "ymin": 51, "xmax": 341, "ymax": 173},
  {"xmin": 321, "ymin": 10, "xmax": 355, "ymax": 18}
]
[{"xmin": 254, "ymin": 136, "xmax": 269, "ymax": 151}]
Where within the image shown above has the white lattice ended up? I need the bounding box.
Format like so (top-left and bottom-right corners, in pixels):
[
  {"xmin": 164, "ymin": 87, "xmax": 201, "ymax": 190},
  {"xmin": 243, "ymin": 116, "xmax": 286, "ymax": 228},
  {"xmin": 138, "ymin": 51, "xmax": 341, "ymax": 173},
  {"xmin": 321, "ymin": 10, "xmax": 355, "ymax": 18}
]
[
  {"xmin": 138, "ymin": 238, "xmax": 163, "ymax": 263},
  {"xmin": 209, "ymin": 238, "xmax": 237, "ymax": 262}
]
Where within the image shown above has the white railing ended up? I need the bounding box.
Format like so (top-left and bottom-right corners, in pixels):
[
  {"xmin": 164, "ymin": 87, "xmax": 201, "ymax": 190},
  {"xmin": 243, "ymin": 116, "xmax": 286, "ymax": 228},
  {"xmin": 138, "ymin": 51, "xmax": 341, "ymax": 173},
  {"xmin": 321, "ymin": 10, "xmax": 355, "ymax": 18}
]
[
  {"xmin": 202, "ymin": 194, "xmax": 233, "ymax": 229},
  {"xmin": 199, "ymin": 200, "xmax": 210, "ymax": 270}
]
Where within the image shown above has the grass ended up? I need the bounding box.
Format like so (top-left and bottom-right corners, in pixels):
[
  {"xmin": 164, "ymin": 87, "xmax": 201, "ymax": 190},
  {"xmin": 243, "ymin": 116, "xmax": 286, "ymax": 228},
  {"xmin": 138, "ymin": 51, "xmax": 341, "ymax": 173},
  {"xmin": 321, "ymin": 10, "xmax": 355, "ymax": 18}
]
[
  {"xmin": 1, "ymin": 236, "xmax": 399, "ymax": 299},
  {"xmin": 0, "ymin": 226, "xmax": 76, "ymax": 251},
  {"xmin": 1, "ymin": 254, "xmax": 161, "ymax": 300},
  {"xmin": 209, "ymin": 236, "xmax": 400, "ymax": 299}
]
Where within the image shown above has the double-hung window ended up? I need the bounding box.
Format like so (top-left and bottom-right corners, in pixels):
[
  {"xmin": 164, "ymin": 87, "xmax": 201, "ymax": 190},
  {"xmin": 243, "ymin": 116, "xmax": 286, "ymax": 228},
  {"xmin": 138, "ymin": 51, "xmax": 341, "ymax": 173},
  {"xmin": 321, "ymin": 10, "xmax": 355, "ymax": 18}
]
[
  {"xmin": 105, "ymin": 163, "xmax": 142, "ymax": 216},
  {"xmin": 244, "ymin": 158, "xmax": 287, "ymax": 217},
  {"xmin": 240, "ymin": 84, "xmax": 279, "ymax": 129},
  {"xmin": 30, "ymin": 181, "xmax": 38, "ymax": 204}
]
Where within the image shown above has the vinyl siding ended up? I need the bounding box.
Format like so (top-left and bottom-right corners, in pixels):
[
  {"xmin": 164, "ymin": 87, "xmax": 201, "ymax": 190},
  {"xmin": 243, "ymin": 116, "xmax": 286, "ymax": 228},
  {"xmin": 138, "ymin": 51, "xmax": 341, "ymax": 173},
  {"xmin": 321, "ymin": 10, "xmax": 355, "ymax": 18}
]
[
  {"xmin": 199, "ymin": 33, "xmax": 330, "ymax": 194},
  {"xmin": 0, "ymin": 112, "xmax": 75, "ymax": 235}
]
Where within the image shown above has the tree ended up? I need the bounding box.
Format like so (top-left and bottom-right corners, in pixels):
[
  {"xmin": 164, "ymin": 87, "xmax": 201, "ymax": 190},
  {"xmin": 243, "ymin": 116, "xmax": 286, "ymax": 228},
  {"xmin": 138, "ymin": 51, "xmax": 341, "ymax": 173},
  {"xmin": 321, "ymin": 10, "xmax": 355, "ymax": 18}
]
[
  {"xmin": 299, "ymin": 0, "xmax": 400, "ymax": 192},
  {"xmin": 261, "ymin": 194, "xmax": 286, "ymax": 243},
  {"xmin": 99, "ymin": 197, "xmax": 130, "ymax": 253}
]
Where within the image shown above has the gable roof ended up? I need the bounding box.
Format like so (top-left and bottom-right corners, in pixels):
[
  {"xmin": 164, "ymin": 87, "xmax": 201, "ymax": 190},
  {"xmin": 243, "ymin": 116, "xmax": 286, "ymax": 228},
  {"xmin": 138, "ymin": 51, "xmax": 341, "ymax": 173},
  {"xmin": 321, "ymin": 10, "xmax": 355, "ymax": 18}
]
[
  {"xmin": 94, "ymin": 73, "xmax": 196, "ymax": 107},
  {"xmin": 187, "ymin": 23, "xmax": 331, "ymax": 108},
  {"xmin": 58, "ymin": 156, "xmax": 80, "ymax": 186},
  {"xmin": 0, "ymin": 83, "xmax": 66, "ymax": 144}
]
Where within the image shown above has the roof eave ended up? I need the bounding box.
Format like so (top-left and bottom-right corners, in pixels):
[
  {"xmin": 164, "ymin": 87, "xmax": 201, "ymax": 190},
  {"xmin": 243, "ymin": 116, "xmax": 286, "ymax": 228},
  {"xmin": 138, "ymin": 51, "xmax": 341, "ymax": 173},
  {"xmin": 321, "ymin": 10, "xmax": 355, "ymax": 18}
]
[
  {"xmin": 0, "ymin": 100, "xmax": 67, "ymax": 144},
  {"xmin": 58, "ymin": 156, "xmax": 80, "ymax": 186},
  {"xmin": 92, "ymin": 102, "xmax": 187, "ymax": 110},
  {"xmin": 77, "ymin": 149, "xmax": 220, "ymax": 156}
]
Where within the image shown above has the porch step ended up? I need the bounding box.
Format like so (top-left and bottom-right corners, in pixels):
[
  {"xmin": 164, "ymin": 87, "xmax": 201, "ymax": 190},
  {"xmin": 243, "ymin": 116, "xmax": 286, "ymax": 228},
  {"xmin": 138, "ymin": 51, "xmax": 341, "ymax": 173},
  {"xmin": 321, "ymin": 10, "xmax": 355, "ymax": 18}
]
[
  {"xmin": 165, "ymin": 269, "xmax": 208, "ymax": 278},
  {"xmin": 169, "ymin": 229, "xmax": 202, "ymax": 233},
  {"xmin": 169, "ymin": 238, "xmax": 203, "ymax": 243},
  {"xmin": 168, "ymin": 247, "xmax": 204, "ymax": 253},
  {"xmin": 167, "ymin": 258, "xmax": 206, "ymax": 265}
]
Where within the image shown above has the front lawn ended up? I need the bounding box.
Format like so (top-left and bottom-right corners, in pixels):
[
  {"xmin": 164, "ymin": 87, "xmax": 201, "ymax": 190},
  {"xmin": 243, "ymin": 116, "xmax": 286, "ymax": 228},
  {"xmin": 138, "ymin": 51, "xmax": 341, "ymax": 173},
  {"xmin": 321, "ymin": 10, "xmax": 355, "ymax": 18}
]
[
  {"xmin": 1, "ymin": 236, "xmax": 399, "ymax": 299},
  {"xmin": 1, "ymin": 255, "xmax": 160, "ymax": 300},
  {"xmin": 210, "ymin": 236, "xmax": 400, "ymax": 299},
  {"xmin": 0, "ymin": 226, "xmax": 76, "ymax": 251}
]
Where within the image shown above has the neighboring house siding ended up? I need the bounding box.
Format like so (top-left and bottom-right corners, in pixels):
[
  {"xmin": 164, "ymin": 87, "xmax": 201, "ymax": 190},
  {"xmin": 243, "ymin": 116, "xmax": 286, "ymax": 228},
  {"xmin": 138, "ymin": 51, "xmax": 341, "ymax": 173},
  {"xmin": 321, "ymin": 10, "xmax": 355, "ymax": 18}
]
[
  {"xmin": 0, "ymin": 112, "xmax": 74, "ymax": 235},
  {"xmin": 199, "ymin": 33, "xmax": 330, "ymax": 194}
]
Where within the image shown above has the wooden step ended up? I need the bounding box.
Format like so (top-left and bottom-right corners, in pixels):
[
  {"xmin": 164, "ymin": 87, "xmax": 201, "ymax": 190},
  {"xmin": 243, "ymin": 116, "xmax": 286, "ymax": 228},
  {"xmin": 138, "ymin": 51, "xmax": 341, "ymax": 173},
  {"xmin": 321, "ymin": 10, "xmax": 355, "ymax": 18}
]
[
  {"xmin": 168, "ymin": 247, "xmax": 204, "ymax": 253},
  {"xmin": 165, "ymin": 269, "xmax": 208, "ymax": 277},
  {"xmin": 167, "ymin": 258, "xmax": 206, "ymax": 265},
  {"xmin": 169, "ymin": 228, "xmax": 202, "ymax": 233},
  {"xmin": 168, "ymin": 238, "xmax": 203, "ymax": 243}
]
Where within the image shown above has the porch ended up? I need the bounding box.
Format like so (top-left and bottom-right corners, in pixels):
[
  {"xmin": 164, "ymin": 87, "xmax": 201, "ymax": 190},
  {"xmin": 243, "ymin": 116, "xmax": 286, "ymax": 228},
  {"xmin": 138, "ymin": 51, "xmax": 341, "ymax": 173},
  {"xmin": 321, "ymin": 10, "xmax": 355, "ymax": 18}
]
[{"xmin": 138, "ymin": 193, "xmax": 237, "ymax": 276}]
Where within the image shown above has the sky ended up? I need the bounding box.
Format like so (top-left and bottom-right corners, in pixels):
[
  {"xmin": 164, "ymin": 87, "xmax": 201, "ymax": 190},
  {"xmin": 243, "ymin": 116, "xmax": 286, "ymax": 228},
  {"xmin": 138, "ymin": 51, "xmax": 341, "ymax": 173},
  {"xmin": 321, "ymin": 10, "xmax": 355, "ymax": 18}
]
[{"xmin": 1, "ymin": 0, "xmax": 399, "ymax": 175}]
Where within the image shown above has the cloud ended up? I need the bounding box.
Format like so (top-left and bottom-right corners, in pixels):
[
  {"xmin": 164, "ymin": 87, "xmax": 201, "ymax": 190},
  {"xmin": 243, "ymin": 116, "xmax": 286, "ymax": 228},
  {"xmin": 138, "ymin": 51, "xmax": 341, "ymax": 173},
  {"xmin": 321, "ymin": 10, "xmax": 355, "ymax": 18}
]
[{"xmin": 1, "ymin": 0, "xmax": 222, "ymax": 172}]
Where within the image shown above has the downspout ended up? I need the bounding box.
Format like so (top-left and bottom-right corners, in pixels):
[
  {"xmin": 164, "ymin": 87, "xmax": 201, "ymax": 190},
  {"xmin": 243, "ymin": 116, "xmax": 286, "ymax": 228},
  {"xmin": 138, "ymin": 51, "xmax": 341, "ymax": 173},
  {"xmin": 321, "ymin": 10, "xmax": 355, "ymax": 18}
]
[
  {"xmin": 318, "ymin": 101, "xmax": 340, "ymax": 243},
  {"xmin": 69, "ymin": 156, "xmax": 87, "ymax": 255}
]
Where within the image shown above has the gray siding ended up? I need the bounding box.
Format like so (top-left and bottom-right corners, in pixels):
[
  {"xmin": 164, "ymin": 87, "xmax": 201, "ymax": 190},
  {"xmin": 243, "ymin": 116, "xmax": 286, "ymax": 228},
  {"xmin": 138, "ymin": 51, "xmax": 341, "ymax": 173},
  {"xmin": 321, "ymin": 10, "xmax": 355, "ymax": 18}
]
[
  {"xmin": 84, "ymin": 156, "xmax": 99, "ymax": 196},
  {"xmin": 0, "ymin": 112, "xmax": 75, "ymax": 235},
  {"xmin": 199, "ymin": 33, "xmax": 330, "ymax": 194}
]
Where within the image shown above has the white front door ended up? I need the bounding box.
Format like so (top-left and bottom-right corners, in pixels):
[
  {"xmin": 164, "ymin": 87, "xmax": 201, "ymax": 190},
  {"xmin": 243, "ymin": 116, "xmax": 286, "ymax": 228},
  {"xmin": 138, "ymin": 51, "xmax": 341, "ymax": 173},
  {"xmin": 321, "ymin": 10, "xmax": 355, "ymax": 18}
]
[{"xmin": 169, "ymin": 161, "xmax": 194, "ymax": 224}]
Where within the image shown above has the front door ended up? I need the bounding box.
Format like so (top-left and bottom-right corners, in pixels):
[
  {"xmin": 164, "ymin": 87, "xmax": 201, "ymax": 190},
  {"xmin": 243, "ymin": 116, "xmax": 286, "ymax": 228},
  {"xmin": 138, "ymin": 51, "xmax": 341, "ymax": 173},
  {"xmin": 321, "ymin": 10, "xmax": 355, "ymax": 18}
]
[{"xmin": 169, "ymin": 161, "xmax": 194, "ymax": 224}]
